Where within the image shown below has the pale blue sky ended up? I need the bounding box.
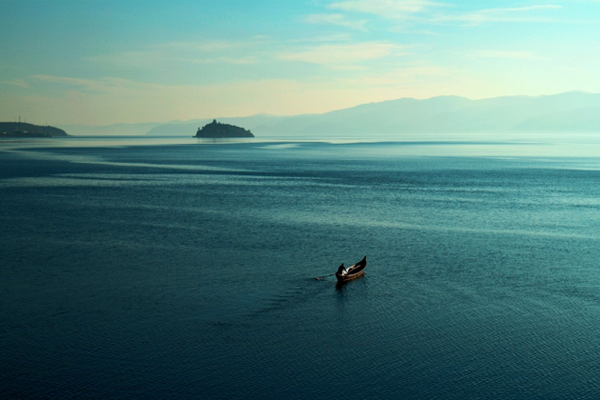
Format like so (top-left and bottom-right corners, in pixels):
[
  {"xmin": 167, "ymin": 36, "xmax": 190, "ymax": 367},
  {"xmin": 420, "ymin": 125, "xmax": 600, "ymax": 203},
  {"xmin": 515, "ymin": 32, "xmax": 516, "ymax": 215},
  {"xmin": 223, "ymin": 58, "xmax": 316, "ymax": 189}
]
[{"xmin": 1, "ymin": 0, "xmax": 599, "ymax": 125}]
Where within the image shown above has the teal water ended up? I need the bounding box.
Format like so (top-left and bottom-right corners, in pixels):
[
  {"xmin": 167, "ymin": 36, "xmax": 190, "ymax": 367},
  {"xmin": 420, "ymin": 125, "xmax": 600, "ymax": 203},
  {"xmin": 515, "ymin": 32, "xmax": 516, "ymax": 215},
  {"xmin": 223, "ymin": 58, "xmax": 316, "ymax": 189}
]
[{"xmin": 2, "ymin": 137, "xmax": 600, "ymax": 399}]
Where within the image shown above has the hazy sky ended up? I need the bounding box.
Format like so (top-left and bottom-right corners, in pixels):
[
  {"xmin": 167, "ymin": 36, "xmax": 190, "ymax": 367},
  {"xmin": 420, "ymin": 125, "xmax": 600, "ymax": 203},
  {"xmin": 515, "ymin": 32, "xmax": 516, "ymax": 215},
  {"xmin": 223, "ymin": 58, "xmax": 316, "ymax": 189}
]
[{"xmin": 1, "ymin": 0, "xmax": 600, "ymax": 125}]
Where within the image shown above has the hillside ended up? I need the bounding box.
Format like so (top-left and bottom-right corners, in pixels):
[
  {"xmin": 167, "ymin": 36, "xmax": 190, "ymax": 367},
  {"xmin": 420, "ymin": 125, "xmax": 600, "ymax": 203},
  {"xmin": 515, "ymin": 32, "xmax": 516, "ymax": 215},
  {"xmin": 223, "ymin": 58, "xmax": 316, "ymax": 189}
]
[
  {"xmin": 195, "ymin": 120, "xmax": 254, "ymax": 138},
  {"xmin": 0, "ymin": 122, "xmax": 68, "ymax": 137}
]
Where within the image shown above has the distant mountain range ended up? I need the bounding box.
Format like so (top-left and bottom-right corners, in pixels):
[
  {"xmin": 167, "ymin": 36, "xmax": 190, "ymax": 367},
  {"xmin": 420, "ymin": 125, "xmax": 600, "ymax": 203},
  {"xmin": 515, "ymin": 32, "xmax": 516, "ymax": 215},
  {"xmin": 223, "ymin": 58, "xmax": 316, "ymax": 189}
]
[
  {"xmin": 56, "ymin": 92, "xmax": 600, "ymax": 137},
  {"xmin": 60, "ymin": 122, "xmax": 161, "ymax": 136}
]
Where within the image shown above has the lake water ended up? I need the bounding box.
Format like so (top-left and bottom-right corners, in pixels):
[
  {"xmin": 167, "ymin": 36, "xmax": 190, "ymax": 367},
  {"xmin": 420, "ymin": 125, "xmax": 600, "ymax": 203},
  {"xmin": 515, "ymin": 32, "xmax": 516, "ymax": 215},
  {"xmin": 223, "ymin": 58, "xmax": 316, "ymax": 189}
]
[{"xmin": 2, "ymin": 135, "xmax": 600, "ymax": 399}]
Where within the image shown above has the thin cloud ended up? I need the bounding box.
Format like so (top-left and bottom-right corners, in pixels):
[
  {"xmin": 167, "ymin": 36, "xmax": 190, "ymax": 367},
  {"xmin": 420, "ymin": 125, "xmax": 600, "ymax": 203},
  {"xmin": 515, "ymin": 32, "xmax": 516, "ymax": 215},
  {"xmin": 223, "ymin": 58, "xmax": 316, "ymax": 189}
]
[
  {"xmin": 90, "ymin": 39, "xmax": 269, "ymax": 68},
  {"xmin": 329, "ymin": 0, "xmax": 446, "ymax": 20},
  {"xmin": 279, "ymin": 42, "xmax": 407, "ymax": 65},
  {"xmin": 2, "ymin": 79, "xmax": 29, "ymax": 88},
  {"xmin": 471, "ymin": 50, "xmax": 543, "ymax": 60},
  {"xmin": 156, "ymin": 40, "xmax": 236, "ymax": 52},
  {"xmin": 182, "ymin": 56, "xmax": 259, "ymax": 65},
  {"xmin": 305, "ymin": 13, "xmax": 368, "ymax": 31},
  {"xmin": 287, "ymin": 34, "xmax": 354, "ymax": 44},
  {"xmin": 348, "ymin": 65, "xmax": 452, "ymax": 86},
  {"xmin": 155, "ymin": 39, "xmax": 274, "ymax": 52},
  {"xmin": 34, "ymin": 75, "xmax": 97, "ymax": 88},
  {"xmin": 32, "ymin": 75, "xmax": 162, "ymax": 94},
  {"xmin": 326, "ymin": 1, "xmax": 563, "ymax": 27},
  {"xmin": 436, "ymin": 5, "xmax": 562, "ymax": 25}
]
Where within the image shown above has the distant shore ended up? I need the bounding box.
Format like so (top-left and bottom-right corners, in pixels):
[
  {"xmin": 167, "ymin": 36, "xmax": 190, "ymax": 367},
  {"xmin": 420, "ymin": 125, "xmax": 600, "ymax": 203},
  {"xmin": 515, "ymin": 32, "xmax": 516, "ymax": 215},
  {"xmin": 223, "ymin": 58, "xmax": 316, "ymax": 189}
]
[{"xmin": 0, "ymin": 122, "xmax": 69, "ymax": 137}]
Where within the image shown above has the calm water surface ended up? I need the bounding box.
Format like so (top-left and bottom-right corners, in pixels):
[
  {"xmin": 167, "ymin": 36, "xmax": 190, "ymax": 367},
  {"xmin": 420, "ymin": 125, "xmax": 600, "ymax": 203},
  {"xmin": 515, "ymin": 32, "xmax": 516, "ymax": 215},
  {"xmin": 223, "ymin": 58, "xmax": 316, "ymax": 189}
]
[{"xmin": 2, "ymin": 136, "xmax": 600, "ymax": 399}]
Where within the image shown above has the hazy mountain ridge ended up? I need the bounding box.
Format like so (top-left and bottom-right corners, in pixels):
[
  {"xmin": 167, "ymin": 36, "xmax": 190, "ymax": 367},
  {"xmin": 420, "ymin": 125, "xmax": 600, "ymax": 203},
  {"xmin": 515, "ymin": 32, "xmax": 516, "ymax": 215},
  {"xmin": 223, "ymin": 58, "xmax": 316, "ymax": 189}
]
[
  {"xmin": 56, "ymin": 92, "xmax": 600, "ymax": 137},
  {"xmin": 61, "ymin": 122, "xmax": 162, "ymax": 136}
]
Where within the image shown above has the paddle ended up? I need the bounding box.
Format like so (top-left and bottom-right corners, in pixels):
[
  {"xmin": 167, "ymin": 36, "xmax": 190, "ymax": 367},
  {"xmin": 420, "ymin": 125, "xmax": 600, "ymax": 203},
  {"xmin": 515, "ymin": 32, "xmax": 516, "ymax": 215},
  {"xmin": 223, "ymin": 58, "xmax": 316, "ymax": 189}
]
[{"xmin": 314, "ymin": 273, "xmax": 335, "ymax": 281}]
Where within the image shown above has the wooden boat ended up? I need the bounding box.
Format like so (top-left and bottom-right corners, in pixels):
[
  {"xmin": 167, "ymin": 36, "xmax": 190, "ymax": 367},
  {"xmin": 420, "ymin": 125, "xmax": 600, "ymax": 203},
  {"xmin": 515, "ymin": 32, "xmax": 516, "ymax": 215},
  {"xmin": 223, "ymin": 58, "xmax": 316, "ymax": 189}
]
[{"xmin": 335, "ymin": 256, "xmax": 367, "ymax": 282}]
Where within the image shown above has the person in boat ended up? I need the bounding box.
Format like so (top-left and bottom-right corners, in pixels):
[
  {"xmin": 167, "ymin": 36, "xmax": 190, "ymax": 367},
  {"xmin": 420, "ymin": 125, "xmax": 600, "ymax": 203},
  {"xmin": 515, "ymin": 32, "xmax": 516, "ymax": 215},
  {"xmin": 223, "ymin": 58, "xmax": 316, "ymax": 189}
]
[{"xmin": 337, "ymin": 264, "xmax": 346, "ymax": 275}]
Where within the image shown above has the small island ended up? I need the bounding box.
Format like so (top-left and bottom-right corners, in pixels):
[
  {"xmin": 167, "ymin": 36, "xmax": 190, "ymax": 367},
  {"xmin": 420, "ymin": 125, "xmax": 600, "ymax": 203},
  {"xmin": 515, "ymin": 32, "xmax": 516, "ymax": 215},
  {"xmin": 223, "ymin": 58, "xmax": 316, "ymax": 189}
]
[
  {"xmin": 0, "ymin": 122, "xmax": 69, "ymax": 138},
  {"xmin": 195, "ymin": 120, "xmax": 254, "ymax": 138}
]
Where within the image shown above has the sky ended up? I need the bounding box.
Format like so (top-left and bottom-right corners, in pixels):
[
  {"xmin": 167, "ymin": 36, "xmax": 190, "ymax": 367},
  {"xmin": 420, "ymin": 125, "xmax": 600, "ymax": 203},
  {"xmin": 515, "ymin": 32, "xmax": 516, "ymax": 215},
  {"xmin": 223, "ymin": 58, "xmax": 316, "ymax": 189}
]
[{"xmin": 1, "ymin": 0, "xmax": 600, "ymax": 126}]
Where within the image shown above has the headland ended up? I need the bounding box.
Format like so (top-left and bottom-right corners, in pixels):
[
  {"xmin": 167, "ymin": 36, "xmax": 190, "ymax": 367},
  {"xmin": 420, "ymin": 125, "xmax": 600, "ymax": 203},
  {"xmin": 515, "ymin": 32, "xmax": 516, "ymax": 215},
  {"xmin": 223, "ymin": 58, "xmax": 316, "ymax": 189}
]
[{"xmin": 0, "ymin": 122, "xmax": 69, "ymax": 138}]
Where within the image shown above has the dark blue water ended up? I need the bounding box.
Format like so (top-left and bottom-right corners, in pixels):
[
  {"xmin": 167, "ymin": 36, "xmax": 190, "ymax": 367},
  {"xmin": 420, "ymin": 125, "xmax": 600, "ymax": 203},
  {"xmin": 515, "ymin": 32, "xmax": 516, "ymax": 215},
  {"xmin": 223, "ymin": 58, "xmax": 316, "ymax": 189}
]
[{"xmin": 2, "ymin": 139, "xmax": 600, "ymax": 399}]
